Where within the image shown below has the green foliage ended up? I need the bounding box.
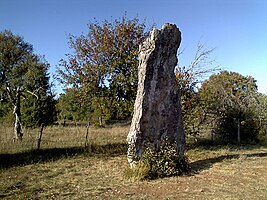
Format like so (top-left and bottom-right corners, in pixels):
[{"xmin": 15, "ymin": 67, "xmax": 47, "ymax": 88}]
[
  {"xmin": 0, "ymin": 99, "xmax": 11, "ymax": 121},
  {"xmin": 21, "ymin": 55, "xmax": 56, "ymax": 127},
  {"xmin": 179, "ymin": 70, "xmax": 266, "ymax": 144},
  {"xmin": 0, "ymin": 30, "xmax": 56, "ymax": 130},
  {"xmin": 56, "ymin": 88, "xmax": 91, "ymax": 121},
  {"xmin": 126, "ymin": 142, "xmax": 189, "ymax": 180},
  {"xmin": 216, "ymin": 112, "xmax": 260, "ymax": 143},
  {"xmin": 56, "ymin": 15, "xmax": 148, "ymax": 124},
  {"xmin": 21, "ymin": 93, "xmax": 56, "ymax": 127},
  {"xmin": 176, "ymin": 43, "xmax": 219, "ymax": 138},
  {"xmin": 256, "ymin": 94, "xmax": 267, "ymax": 141},
  {"xmin": 142, "ymin": 143, "xmax": 189, "ymax": 179},
  {"xmin": 198, "ymin": 71, "xmax": 261, "ymax": 143},
  {"xmin": 180, "ymin": 88, "xmax": 205, "ymax": 137}
]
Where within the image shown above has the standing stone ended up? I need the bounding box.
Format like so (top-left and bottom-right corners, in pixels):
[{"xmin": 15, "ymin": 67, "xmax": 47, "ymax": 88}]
[{"xmin": 127, "ymin": 23, "xmax": 185, "ymax": 167}]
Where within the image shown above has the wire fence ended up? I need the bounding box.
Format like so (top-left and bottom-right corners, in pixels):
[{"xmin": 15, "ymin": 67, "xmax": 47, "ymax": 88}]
[{"xmin": 0, "ymin": 123, "xmax": 129, "ymax": 154}]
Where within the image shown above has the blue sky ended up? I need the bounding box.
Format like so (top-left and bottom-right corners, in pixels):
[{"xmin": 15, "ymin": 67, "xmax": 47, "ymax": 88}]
[{"xmin": 1, "ymin": 0, "xmax": 267, "ymax": 94}]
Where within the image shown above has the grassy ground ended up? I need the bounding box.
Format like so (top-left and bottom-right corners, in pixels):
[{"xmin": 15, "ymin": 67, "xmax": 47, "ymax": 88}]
[{"xmin": 0, "ymin": 125, "xmax": 267, "ymax": 199}]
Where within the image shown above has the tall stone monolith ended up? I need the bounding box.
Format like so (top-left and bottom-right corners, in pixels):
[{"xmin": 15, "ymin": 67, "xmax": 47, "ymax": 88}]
[{"xmin": 127, "ymin": 23, "xmax": 185, "ymax": 167}]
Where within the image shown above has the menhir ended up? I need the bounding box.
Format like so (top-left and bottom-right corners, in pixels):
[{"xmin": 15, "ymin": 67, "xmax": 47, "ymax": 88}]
[{"xmin": 127, "ymin": 23, "xmax": 185, "ymax": 167}]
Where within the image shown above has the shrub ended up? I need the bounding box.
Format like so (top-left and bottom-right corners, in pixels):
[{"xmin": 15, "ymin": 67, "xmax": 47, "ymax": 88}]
[{"xmin": 125, "ymin": 142, "xmax": 189, "ymax": 180}]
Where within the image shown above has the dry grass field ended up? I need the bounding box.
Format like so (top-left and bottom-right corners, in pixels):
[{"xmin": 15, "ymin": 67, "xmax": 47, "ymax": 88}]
[{"xmin": 0, "ymin": 125, "xmax": 267, "ymax": 199}]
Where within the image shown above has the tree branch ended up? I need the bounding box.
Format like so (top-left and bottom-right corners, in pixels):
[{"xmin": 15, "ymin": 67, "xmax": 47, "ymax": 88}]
[{"xmin": 25, "ymin": 90, "xmax": 39, "ymax": 99}]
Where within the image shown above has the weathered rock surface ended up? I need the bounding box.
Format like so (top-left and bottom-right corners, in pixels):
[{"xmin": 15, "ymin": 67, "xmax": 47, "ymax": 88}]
[{"xmin": 127, "ymin": 23, "xmax": 185, "ymax": 167}]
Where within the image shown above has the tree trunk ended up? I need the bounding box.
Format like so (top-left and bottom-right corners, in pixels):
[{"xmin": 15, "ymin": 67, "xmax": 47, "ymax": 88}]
[
  {"xmin": 13, "ymin": 89, "xmax": 23, "ymax": 140},
  {"xmin": 37, "ymin": 123, "xmax": 45, "ymax": 150},
  {"xmin": 63, "ymin": 116, "xmax": 66, "ymax": 127},
  {"xmin": 237, "ymin": 117, "xmax": 241, "ymax": 144},
  {"xmin": 98, "ymin": 116, "xmax": 102, "ymax": 127}
]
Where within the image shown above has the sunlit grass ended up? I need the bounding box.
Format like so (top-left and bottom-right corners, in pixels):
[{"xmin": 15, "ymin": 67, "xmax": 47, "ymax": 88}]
[
  {"xmin": 0, "ymin": 124, "xmax": 267, "ymax": 199},
  {"xmin": 0, "ymin": 125, "xmax": 129, "ymax": 154}
]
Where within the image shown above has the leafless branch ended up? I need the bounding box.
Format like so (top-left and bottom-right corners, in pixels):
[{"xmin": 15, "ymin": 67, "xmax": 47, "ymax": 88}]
[
  {"xmin": 176, "ymin": 41, "xmax": 221, "ymax": 92},
  {"xmin": 26, "ymin": 90, "xmax": 39, "ymax": 99},
  {"xmin": 178, "ymin": 47, "xmax": 186, "ymax": 57}
]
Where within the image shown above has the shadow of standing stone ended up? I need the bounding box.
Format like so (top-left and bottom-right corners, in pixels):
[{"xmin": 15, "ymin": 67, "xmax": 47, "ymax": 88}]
[{"xmin": 127, "ymin": 23, "xmax": 185, "ymax": 167}]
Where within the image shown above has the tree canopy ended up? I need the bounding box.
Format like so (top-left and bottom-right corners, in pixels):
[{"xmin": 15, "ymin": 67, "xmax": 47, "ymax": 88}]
[
  {"xmin": 0, "ymin": 30, "xmax": 55, "ymax": 139},
  {"xmin": 57, "ymin": 16, "xmax": 148, "ymax": 124},
  {"xmin": 195, "ymin": 71, "xmax": 261, "ymax": 143}
]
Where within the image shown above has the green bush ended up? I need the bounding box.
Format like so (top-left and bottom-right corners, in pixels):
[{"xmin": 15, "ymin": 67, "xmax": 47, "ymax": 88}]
[{"xmin": 125, "ymin": 142, "xmax": 189, "ymax": 180}]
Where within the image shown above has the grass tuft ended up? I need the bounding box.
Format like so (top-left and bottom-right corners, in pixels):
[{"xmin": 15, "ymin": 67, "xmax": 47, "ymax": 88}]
[{"xmin": 124, "ymin": 161, "xmax": 150, "ymax": 181}]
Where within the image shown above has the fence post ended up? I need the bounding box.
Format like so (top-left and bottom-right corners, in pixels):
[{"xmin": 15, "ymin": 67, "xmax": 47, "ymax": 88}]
[
  {"xmin": 37, "ymin": 123, "xmax": 45, "ymax": 150},
  {"xmin": 85, "ymin": 121, "xmax": 91, "ymax": 151}
]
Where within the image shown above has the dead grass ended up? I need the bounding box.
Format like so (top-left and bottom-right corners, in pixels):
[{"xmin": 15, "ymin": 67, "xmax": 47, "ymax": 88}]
[
  {"xmin": 0, "ymin": 125, "xmax": 267, "ymax": 199},
  {"xmin": 0, "ymin": 125, "xmax": 129, "ymax": 154}
]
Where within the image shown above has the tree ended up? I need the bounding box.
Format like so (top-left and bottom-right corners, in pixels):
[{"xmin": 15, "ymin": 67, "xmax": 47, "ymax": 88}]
[
  {"xmin": 175, "ymin": 43, "xmax": 220, "ymax": 137},
  {"xmin": 176, "ymin": 42, "xmax": 219, "ymax": 95},
  {"xmin": 56, "ymin": 16, "xmax": 148, "ymax": 124},
  {"xmin": 199, "ymin": 71, "xmax": 259, "ymax": 143},
  {"xmin": 56, "ymin": 88, "xmax": 92, "ymax": 122},
  {"xmin": 250, "ymin": 93, "xmax": 267, "ymax": 141},
  {"xmin": 0, "ymin": 30, "xmax": 55, "ymax": 139}
]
